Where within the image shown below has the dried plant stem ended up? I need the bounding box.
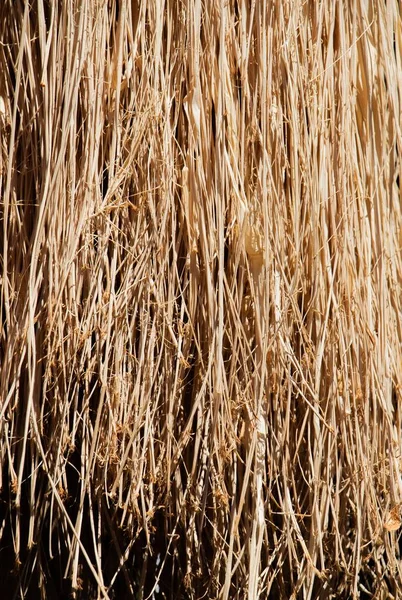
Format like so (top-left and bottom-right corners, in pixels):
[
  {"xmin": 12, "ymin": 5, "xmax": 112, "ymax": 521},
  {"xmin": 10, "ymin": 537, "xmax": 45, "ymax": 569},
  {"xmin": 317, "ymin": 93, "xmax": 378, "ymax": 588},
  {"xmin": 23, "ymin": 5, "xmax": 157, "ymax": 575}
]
[{"xmin": 0, "ymin": 0, "xmax": 401, "ymax": 598}]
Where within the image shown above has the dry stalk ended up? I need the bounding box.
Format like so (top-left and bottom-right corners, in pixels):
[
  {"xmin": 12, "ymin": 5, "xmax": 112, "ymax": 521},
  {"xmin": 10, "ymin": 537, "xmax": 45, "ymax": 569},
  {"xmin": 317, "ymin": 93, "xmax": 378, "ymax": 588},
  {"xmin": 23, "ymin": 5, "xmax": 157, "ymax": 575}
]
[{"xmin": 0, "ymin": 0, "xmax": 401, "ymax": 598}]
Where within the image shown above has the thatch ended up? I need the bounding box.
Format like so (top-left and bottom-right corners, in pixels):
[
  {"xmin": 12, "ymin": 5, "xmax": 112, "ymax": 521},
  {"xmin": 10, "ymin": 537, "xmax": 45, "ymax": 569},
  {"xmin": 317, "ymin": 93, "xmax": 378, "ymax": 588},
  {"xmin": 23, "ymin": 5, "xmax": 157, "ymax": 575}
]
[{"xmin": 1, "ymin": 0, "xmax": 401, "ymax": 598}]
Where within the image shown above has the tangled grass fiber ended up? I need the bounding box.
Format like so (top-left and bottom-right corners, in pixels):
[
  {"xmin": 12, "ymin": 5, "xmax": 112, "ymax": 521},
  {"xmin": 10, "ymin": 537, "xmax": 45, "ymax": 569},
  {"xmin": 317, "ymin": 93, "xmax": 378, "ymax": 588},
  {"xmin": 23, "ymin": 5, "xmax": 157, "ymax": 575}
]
[{"xmin": 1, "ymin": 0, "xmax": 402, "ymax": 598}]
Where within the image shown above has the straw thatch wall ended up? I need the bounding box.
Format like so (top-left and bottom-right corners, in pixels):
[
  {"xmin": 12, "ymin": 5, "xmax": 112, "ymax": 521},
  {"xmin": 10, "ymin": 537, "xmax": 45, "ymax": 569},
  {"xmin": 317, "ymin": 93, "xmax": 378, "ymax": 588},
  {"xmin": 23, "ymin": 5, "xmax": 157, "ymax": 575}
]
[{"xmin": 1, "ymin": 1, "xmax": 401, "ymax": 598}]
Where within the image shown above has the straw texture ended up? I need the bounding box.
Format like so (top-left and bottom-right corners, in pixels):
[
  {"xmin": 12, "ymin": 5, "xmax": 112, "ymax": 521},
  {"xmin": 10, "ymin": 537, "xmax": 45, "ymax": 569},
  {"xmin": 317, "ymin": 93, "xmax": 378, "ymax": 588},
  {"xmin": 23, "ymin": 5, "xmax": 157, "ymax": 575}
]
[{"xmin": 1, "ymin": 1, "xmax": 401, "ymax": 598}]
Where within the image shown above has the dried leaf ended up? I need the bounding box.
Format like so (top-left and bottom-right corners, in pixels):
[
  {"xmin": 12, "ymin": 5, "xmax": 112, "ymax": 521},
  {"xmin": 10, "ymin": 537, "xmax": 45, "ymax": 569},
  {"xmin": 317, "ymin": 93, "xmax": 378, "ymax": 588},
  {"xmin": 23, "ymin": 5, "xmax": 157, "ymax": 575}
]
[{"xmin": 384, "ymin": 508, "xmax": 402, "ymax": 532}]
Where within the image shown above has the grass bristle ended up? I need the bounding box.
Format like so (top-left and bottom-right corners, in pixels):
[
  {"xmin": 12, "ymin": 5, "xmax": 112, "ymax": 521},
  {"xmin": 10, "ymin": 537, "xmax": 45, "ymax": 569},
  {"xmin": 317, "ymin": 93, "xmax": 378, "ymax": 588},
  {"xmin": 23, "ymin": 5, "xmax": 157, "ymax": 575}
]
[{"xmin": 1, "ymin": 1, "xmax": 401, "ymax": 598}]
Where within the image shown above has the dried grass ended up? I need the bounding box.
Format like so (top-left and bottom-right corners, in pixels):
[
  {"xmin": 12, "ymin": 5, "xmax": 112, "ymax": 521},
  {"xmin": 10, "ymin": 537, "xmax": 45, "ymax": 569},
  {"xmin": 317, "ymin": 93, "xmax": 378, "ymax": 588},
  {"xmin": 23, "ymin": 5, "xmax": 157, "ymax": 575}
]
[{"xmin": 1, "ymin": 0, "xmax": 401, "ymax": 598}]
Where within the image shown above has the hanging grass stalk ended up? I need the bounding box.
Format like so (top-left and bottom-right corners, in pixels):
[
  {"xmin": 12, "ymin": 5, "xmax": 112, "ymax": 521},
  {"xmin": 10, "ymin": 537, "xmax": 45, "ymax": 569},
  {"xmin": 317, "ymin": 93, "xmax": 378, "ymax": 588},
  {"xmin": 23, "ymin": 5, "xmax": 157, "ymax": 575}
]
[{"xmin": 0, "ymin": 0, "xmax": 401, "ymax": 598}]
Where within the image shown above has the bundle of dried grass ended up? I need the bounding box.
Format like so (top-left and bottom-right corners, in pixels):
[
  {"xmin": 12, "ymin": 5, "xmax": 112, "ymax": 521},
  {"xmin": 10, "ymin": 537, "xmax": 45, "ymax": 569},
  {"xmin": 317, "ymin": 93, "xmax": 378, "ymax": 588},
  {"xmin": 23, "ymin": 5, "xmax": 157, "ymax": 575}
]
[{"xmin": 1, "ymin": 0, "xmax": 401, "ymax": 598}]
